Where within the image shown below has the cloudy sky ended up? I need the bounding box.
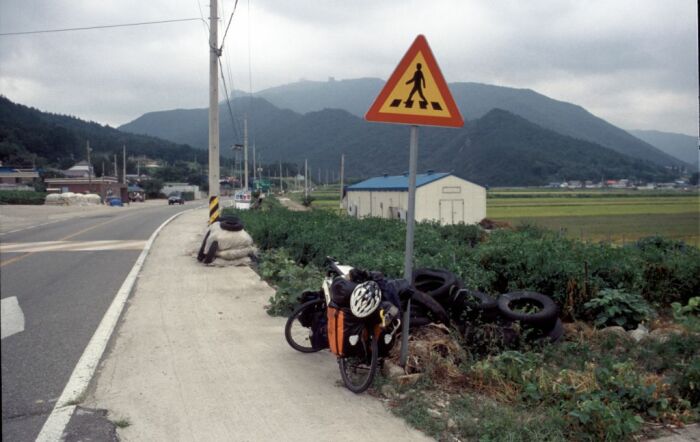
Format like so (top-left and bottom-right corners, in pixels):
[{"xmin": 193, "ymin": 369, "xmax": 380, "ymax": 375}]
[{"xmin": 1, "ymin": 0, "xmax": 697, "ymax": 135}]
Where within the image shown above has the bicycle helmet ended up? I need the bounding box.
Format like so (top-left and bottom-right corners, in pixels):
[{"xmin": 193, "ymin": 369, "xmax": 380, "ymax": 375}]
[{"xmin": 349, "ymin": 280, "xmax": 381, "ymax": 318}]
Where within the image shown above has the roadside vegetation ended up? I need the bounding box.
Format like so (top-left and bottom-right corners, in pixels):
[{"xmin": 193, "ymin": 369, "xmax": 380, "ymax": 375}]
[
  {"xmin": 226, "ymin": 196, "xmax": 699, "ymax": 441},
  {"xmin": 0, "ymin": 190, "xmax": 47, "ymax": 205},
  {"xmin": 303, "ymin": 187, "xmax": 699, "ymax": 246}
]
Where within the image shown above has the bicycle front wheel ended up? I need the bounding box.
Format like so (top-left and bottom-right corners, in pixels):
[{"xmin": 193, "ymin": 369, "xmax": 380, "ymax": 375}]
[
  {"xmin": 338, "ymin": 333, "xmax": 379, "ymax": 393},
  {"xmin": 285, "ymin": 299, "xmax": 325, "ymax": 353}
]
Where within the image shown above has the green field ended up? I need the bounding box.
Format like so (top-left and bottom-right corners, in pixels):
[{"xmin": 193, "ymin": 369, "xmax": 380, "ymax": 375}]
[
  {"xmin": 488, "ymin": 190, "xmax": 699, "ymax": 246},
  {"xmin": 303, "ymin": 187, "xmax": 699, "ymax": 245}
]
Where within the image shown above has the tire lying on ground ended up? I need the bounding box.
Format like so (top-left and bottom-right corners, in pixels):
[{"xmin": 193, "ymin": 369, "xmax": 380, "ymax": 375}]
[
  {"xmin": 450, "ymin": 289, "xmax": 499, "ymax": 324},
  {"xmin": 408, "ymin": 289, "xmax": 450, "ymax": 327},
  {"xmin": 413, "ymin": 268, "xmax": 461, "ymax": 306},
  {"xmin": 497, "ymin": 291, "xmax": 558, "ymax": 329}
]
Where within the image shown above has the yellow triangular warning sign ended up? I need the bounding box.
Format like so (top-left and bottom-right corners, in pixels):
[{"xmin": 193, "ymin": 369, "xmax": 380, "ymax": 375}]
[{"xmin": 365, "ymin": 35, "xmax": 463, "ymax": 128}]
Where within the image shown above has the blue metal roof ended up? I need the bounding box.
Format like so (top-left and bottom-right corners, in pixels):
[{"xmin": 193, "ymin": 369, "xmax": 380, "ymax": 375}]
[{"xmin": 347, "ymin": 172, "xmax": 450, "ymax": 191}]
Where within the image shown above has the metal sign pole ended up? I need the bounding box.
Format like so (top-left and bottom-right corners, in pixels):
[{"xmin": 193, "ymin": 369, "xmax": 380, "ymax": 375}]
[{"xmin": 400, "ymin": 125, "xmax": 419, "ymax": 367}]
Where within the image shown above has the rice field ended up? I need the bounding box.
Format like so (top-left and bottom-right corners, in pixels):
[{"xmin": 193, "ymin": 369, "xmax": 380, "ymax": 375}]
[
  {"xmin": 488, "ymin": 189, "xmax": 699, "ymax": 246},
  {"xmin": 302, "ymin": 186, "xmax": 699, "ymax": 246}
]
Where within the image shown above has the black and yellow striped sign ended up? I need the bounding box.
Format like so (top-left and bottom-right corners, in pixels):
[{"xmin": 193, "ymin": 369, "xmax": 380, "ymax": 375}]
[{"xmin": 209, "ymin": 195, "xmax": 220, "ymax": 224}]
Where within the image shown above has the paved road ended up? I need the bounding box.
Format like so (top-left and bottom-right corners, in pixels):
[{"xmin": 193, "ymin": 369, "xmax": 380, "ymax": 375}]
[{"xmin": 1, "ymin": 202, "xmax": 195, "ymax": 442}]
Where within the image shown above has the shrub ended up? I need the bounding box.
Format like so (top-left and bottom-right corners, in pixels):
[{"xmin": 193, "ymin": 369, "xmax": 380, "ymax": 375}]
[
  {"xmin": 583, "ymin": 289, "xmax": 655, "ymax": 330},
  {"xmin": 257, "ymin": 249, "xmax": 321, "ymax": 316},
  {"xmin": 635, "ymin": 237, "xmax": 700, "ymax": 305},
  {"xmin": 0, "ymin": 190, "xmax": 46, "ymax": 205}
]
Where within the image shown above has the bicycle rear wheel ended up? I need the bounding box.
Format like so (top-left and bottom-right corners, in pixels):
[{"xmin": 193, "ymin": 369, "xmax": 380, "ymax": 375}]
[
  {"xmin": 285, "ymin": 299, "xmax": 325, "ymax": 353},
  {"xmin": 338, "ymin": 333, "xmax": 379, "ymax": 393}
]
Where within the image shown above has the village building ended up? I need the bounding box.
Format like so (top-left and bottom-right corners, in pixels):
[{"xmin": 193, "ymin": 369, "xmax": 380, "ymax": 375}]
[{"xmin": 345, "ymin": 172, "xmax": 486, "ymax": 225}]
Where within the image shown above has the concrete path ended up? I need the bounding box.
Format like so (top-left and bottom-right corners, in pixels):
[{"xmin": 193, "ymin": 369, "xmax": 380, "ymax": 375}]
[{"xmin": 84, "ymin": 208, "xmax": 430, "ymax": 441}]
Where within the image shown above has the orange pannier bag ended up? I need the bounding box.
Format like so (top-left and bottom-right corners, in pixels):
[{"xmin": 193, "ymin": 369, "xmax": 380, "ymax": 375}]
[{"xmin": 327, "ymin": 304, "xmax": 345, "ymax": 356}]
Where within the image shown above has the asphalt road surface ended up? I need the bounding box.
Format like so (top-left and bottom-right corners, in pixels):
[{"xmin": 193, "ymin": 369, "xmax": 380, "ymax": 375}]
[{"xmin": 1, "ymin": 202, "xmax": 194, "ymax": 442}]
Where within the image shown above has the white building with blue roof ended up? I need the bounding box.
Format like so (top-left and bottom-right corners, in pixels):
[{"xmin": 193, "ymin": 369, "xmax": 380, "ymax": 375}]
[{"xmin": 345, "ymin": 171, "xmax": 486, "ymax": 225}]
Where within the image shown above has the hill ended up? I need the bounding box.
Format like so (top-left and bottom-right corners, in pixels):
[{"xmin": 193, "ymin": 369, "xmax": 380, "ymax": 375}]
[
  {"xmin": 629, "ymin": 129, "xmax": 698, "ymax": 167},
  {"xmin": 0, "ymin": 96, "xmax": 204, "ymax": 171},
  {"xmin": 249, "ymin": 79, "xmax": 686, "ymax": 168},
  {"xmin": 120, "ymin": 96, "xmax": 674, "ymax": 186}
]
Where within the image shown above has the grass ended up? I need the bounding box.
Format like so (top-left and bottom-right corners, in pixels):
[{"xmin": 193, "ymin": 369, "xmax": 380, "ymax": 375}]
[{"xmin": 488, "ymin": 190, "xmax": 699, "ymax": 246}]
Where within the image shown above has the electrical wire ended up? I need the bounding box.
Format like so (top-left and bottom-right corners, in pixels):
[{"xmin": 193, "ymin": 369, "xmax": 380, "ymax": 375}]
[
  {"xmin": 195, "ymin": 0, "xmax": 210, "ymax": 32},
  {"xmin": 246, "ymin": 0, "xmax": 255, "ymax": 147},
  {"xmin": 219, "ymin": 57, "xmax": 241, "ymax": 144},
  {"xmin": 220, "ymin": 0, "xmax": 239, "ymax": 51},
  {"xmin": 0, "ymin": 18, "xmax": 203, "ymax": 36}
]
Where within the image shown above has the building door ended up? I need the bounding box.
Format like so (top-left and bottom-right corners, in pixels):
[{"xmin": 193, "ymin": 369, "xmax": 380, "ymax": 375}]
[{"xmin": 439, "ymin": 199, "xmax": 464, "ymax": 224}]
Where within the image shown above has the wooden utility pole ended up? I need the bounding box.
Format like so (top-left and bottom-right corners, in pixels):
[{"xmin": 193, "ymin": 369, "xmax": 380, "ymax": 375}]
[
  {"xmin": 113, "ymin": 154, "xmax": 118, "ymax": 177},
  {"xmin": 86, "ymin": 140, "xmax": 92, "ymax": 192},
  {"xmin": 339, "ymin": 154, "xmax": 344, "ymax": 211},
  {"xmin": 208, "ymin": 0, "xmax": 220, "ymax": 221},
  {"xmin": 122, "ymin": 145, "xmax": 126, "ymax": 184},
  {"xmin": 244, "ymin": 116, "xmax": 249, "ymax": 190},
  {"xmin": 304, "ymin": 159, "xmax": 308, "ymax": 198}
]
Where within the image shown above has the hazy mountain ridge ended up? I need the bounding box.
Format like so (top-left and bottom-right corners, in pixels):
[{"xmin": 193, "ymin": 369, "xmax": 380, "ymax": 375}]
[
  {"xmin": 629, "ymin": 129, "xmax": 698, "ymax": 167},
  {"xmin": 0, "ymin": 96, "xmax": 204, "ymax": 170},
  {"xmin": 119, "ymin": 96, "xmax": 674, "ymax": 186},
  {"xmin": 247, "ymin": 79, "xmax": 685, "ymax": 168}
]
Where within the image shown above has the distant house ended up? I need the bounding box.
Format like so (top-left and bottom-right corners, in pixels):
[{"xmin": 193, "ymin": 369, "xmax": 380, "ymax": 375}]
[
  {"xmin": 63, "ymin": 161, "xmax": 94, "ymax": 178},
  {"xmin": 162, "ymin": 182, "xmax": 202, "ymax": 199},
  {"xmin": 0, "ymin": 166, "xmax": 40, "ymax": 190},
  {"xmin": 345, "ymin": 172, "xmax": 486, "ymax": 225},
  {"xmin": 45, "ymin": 176, "xmax": 127, "ymax": 202}
]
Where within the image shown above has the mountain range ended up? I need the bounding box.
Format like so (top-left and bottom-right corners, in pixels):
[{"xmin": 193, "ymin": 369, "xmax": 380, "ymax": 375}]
[
  {"xmin": 0, "ymin": 96, "xmax": 203, "ymax": 172},
  {"xmin": 249, "ymin": 79, "xmax": 687, "ymax": 168},
  {"xmin": 119, "ymin": 79, "xmax": 686, "ymax": 185},
  {"xmin": 629, "ymin": 129, "xmax": 698, "ymax": 167},
  {"xmin": 119, "ymin": 93, "xmax": 675, "ymax": 186}
]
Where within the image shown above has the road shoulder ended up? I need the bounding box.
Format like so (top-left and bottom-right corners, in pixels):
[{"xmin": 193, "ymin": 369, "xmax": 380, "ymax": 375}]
[{"xmin": 83, "ymin": 208, "xmax": 430, "ymax": 440}]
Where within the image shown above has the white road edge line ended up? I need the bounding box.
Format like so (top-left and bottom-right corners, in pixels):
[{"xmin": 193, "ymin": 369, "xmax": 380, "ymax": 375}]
[{"xmin": 35, "ymin": 208, "xmax": 193, "ymax": 442}]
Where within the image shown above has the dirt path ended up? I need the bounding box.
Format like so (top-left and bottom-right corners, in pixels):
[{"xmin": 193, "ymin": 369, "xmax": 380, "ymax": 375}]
[{"xmin": 277, "ymin": 196, "xmax": 309, "ymax": 212}]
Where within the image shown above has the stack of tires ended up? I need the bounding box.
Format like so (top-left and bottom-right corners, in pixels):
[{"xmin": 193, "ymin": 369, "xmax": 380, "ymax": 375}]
[{"xmin": 411, "ymin": 268, "xmax": 564, "ymax": 346}]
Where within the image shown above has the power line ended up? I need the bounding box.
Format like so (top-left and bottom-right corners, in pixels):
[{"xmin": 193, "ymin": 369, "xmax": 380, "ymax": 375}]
[
  {"xmin": 220, "ymin": 0, "xmax": 239, "ymax": 51},
  {"xmin": 219, "ymin": 57, "xmax": 241, "ymax": 144},
  {"xmin": 0, "ymin": 18, "xmax": 203, "ymax": 36}
]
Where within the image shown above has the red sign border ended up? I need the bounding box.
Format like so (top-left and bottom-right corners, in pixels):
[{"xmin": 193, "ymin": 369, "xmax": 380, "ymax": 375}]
[{"xmin": 365, "ymin": 35, "xmax": 464, "ymax": 128}]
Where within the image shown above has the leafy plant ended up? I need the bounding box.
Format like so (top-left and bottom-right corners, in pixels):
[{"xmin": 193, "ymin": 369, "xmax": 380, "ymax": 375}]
[
  {"xmin": 584, "ymin": 289, "xmax": 655, "ymax": 330},
  {"xmin": 0, "ymin": 190, "xmax": 46, "ymax": 205}
]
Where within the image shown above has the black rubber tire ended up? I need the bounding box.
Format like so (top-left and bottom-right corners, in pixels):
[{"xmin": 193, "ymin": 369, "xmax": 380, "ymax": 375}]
[
  {"xmin": 285, "ymin": 299, "xmax": 325, "ymax": 353},
  {"xmin": 202, "ymin": 240, "xmax": 219, "ymax": 264},
  {"xmin": 497, "ymin": 291, "xmax": 558, "ymax": 329},
  {"xmin": 413, "ymin": 268, "xmax": 461, "ymax": 305},
  {"xmin": 408, "ymin": 315, "xmax": 432, "ymax": 329},
  {"xmin": 409, "ymin": 290, "xmax": 450, "ymax": 326},
  {"xmin": 450, "ymin": 289, "xmax": 499, "ymax": 323},
  {"xmin": 339, "ymin": 332, "xmax": 379, "ymax": 394},
  {"xmin": 197, "ymin": 230, "xmax": 211, "ymax": 262},
  {"xmin": 544, "ymin": 318, "xmax": 564, "ymax": 343}
]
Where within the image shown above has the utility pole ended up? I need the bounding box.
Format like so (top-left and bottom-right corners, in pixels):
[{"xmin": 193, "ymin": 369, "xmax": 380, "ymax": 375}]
[
  {"xmin": 252, "ymin": 143, "xmax": 256, "ymax": 184},
  {"xmin": 339, "ymin": 154, "xmax": 344, "ymax": 212},
  {"xmin": 244, "ymin": 116, "xmax": 249, "ymax": 190},
  {"xmin": 113, "ymin": 154, "xmax": 118, "ymax": 178},
  {"xmin": 279, "ymin": 160, "xmax": 283, "ymax": 192},
  {"xmin": 122, "ymin": 145, "xmax": 126, "ymax": 184},
  {"xmin": 304, "ymin": 159, "xmax": 308, "ymax": 199},
  {"xmin": 208, "ymin": 0, "xmax": 220, "ymax": 222},
  {"xmin": 86, "ymin": 140, "xmax": 92, "ymax": 193}
]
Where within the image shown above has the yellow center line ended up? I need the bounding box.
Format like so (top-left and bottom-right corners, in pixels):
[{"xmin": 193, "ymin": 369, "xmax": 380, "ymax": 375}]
[{"xmin": 0, "ymin": 213, "xmax": 136, "ymax": 268}]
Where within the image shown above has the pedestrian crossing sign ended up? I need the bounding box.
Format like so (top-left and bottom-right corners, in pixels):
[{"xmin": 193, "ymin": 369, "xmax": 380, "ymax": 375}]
[{"xmin": 365, "ymin": 35, "xmax": 463, "ymax": 128}]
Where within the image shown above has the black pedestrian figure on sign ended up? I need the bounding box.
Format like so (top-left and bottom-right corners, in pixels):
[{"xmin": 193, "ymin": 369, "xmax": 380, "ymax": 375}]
[{"xmin": 406, "ymin": 63, "xmax": 427, "ymax": 107}]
